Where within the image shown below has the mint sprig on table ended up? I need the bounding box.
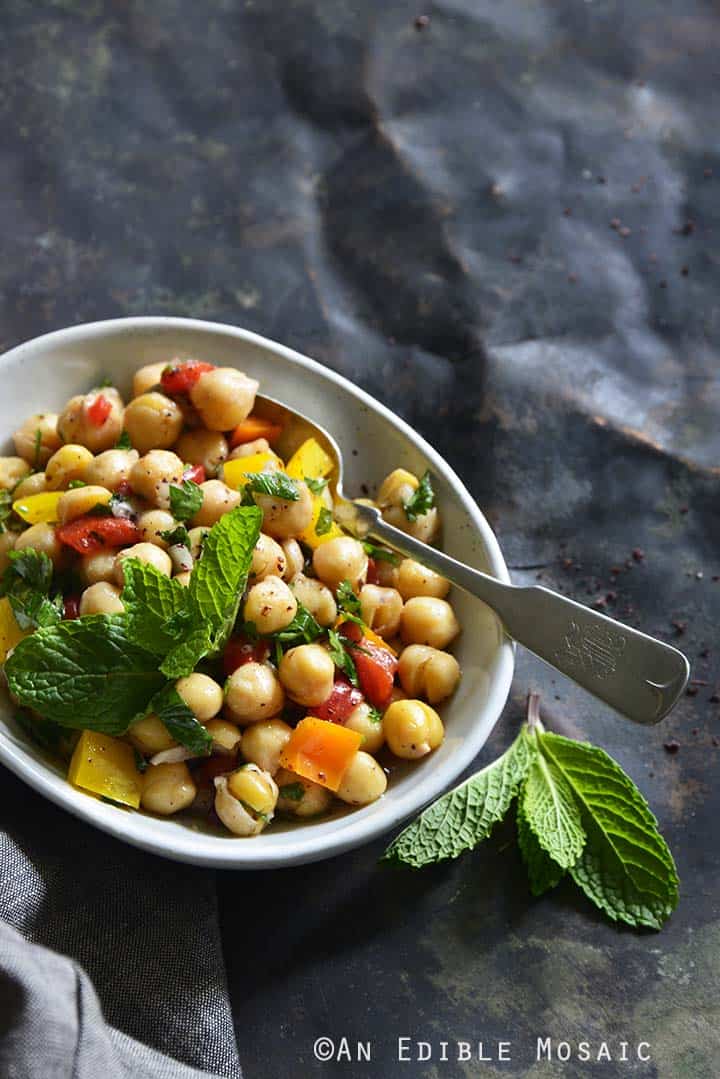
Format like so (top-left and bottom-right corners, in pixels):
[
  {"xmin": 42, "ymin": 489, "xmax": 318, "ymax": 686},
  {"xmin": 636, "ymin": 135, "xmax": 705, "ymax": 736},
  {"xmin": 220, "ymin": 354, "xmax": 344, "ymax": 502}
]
[
  {"xmin": 383, "ymin": 694, "xmax": 679, "ymax": 930},
  {"xmin": 5, "ymin": 506, "xmax": 262, "ymax": 752}
]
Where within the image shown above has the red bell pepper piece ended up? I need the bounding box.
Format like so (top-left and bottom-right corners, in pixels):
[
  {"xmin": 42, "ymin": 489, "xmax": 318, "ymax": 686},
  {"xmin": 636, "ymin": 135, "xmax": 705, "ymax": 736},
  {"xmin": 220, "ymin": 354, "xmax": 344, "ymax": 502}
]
[
  {"xmin": 160, "ymin": 360, "xmax": 215, "ymax": 396},
  {"xmin": 223, "ymin": 635, "xmax": 271, "ymax": 676},
  {"xmin": 366, "ymin": 557, "xmax": 379, "ymax": 585},
  {"xmin": 182, "ymin": 463, "xmax": 206, "ymax": 485},
  {"xmin": 85, "ymin": 393, "xmax": 112, "ymax": 426},
  {"xmin": 56, "ymin": 515, "xmax": 141, "ymax": 554},
  {"xmin": 312, "ymin": 677, "xmax": 364, "ymax": 724},
  {"xmin": 340, "ymin": 620, "xmax": 398, "ymax": 708},
  {"xmin": 63, "ymin": 594, "xmax": 81, "ymax": 620}
]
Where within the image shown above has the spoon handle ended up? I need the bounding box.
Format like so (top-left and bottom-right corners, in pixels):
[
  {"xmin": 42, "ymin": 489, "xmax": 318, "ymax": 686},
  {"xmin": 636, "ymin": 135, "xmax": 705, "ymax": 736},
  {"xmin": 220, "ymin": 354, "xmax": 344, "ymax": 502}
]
[{"xmin": 366, "ymin": 516, "xmax": 689, "ymax": 725}]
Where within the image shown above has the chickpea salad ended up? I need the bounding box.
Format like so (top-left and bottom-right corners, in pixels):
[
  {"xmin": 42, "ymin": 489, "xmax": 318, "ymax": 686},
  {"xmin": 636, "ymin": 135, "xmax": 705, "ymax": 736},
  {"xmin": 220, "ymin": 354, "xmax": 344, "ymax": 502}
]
[{"xmin": 0, "ymin": 359, "xmax": 461, "ymax": 837}]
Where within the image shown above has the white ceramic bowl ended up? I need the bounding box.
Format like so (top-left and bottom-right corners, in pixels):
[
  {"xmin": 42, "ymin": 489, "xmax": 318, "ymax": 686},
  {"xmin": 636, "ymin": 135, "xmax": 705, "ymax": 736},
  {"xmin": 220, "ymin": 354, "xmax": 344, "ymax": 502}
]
[{"xmin": 0, "ymin": 317, "xmax": 514, "ymax": 868}]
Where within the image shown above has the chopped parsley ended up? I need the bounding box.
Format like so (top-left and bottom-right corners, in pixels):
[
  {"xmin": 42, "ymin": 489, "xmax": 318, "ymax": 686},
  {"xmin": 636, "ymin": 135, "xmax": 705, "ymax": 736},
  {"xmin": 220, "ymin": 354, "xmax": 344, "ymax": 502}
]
[
  {"xmin": 304, "ymin": 476, "xmax": 328, "ymax": 495},
  {"xmin": 315, "ymin": 506, "xmax": 334, "ymax": 536},
  {"xmin": 362, "ymin": 541, "xmax": 401, "ymax": 566},
  {"xmin": 336, "ymin": 580, "xmax": 361, "ymax": 618},
  {"xmin": 327, "ymin": 628, "xmax": 359, "ymax": 687},
  {"xmin": 403, "ymin": 470, "xmax": 435, "ymax": 522}
]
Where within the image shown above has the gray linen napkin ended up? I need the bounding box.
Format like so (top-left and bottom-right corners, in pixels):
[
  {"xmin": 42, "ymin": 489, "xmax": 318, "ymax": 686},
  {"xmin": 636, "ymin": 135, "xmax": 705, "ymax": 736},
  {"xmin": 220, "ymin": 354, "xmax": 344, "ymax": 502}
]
[{"xmin": 0, "ymin": 768, "xmax": 241, "ymax": 1079}]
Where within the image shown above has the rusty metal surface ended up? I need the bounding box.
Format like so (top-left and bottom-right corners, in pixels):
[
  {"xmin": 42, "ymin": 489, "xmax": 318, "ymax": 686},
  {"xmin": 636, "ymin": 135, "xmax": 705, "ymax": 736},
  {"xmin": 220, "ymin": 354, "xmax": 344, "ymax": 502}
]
[{"xmin": 0, "ymin": 1, "xmax": 718, "ymax": 1076}]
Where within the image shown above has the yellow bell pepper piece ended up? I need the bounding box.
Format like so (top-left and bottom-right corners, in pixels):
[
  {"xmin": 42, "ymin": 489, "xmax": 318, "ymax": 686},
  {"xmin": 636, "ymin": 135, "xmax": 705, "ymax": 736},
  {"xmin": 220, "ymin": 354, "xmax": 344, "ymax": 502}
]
[
  {"xmin": 221, "ymin": 450, "xmax": 284, "ymax": 491},
  {"xmin": 285, "ymin": 438, "xmax": 334, "ymax": 482},
  {"xmin": 68, "ymin": 729, "xmax": 143, "ymax": 809},
  {"xmin": 297, "ymin": 496, "xmax": 345, "ymax": 549},
  {"xmin": 0, "ymin": 597, "xmax": 31, "ymax": 663},
  {"xmin": 13, "ymin": 491, "xmax": 63, "ymax": 525}
]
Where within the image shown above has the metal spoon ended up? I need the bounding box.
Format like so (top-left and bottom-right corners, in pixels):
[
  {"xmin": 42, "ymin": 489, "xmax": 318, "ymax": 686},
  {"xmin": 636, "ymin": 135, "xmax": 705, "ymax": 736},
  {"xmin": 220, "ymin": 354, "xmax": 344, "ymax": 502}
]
[{"xmin": 254, "ymin": 394, "xmax": 690, "ymax": 724}]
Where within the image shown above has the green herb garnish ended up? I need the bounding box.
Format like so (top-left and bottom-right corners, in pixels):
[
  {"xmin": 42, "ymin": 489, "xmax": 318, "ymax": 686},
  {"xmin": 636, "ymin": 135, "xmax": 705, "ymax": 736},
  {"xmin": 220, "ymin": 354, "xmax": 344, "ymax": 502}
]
[
  {"xmin": 147, "ymin": 682, "xmax": 212, "ymax": 756},
  {"xmin": 169, "ymin": 480, "xmax": 204, "ymax": 521},
  {"xmin": 67, "ymin": 479, "xmax": 87, "ymax": 489},
  {"xmin": 383, "ymin": 695, "xmax": 679, "ymax": 930},
  {"xmin": 0, "ymin": 490, "xmax": 12, "ymax": 533},
  {"xmin": 269, "ymin": 602, "xmax": 323, "ymax": 647},
  {"xmin": 278, "ymin": 782, "xmax": 305, "ymax": 802},
  {"xmin": 336, "ymin": 579, "xmax": 361, "ymax": 617},
  {"xmin": 243, "ymin": 472, "xmax": 300, "ymax": 502},
  {"xmin": 362, "ymin": 542, "xmax": 401, "ymax": 566},
  {"xmin": 315, "ymin": 506, "xmax": 333, "ymax": 536},
  {"xmin": 327, "ymin": 628, "xmax": 358, "ymax": 687},
  {"xmin": 403, "ymin": 470, "xmax": 435, "ymax": 522},
  {"xmin": 0, "ymin": 549, "xmax": 63, "ymax": 630},
  {"xmin": 304, "ymin": 476, "xmax": 328, "ymax": 495},
  {"xmin": 32, "ymin": 429, "xmax": 43, "ymax": 471},
  {"xmin": 158, "ymin": 524, "xmax": 191, "ymax": 549},
  {"xmin": 115, "ymin": 430, "xmax": 133, "ymax": 450}
]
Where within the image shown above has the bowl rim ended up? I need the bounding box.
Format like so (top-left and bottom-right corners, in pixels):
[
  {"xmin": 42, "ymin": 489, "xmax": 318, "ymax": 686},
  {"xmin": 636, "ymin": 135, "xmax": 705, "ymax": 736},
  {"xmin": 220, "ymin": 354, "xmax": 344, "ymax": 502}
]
[{"xmin": 0, "ymin": 316, "xmax": 514, "ymax": 868}]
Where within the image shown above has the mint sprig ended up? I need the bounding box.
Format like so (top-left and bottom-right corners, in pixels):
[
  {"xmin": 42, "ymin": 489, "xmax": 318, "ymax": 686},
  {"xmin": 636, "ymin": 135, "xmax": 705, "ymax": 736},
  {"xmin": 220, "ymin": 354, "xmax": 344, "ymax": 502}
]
[
  {"xmin": 383, "ymin": 695, "xmax": 679, "ymax": 930},
  {"xmin": 0, "ymin": 549, "xmax": 63, "ymax": 630}
]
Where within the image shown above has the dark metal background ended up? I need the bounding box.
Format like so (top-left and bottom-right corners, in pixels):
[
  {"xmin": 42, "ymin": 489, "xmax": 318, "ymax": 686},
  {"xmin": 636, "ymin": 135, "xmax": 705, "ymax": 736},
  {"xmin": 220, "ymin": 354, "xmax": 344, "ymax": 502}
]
[{"xmin": 0, "ymin": 2, "xmax": 718, "ymax": 1076}]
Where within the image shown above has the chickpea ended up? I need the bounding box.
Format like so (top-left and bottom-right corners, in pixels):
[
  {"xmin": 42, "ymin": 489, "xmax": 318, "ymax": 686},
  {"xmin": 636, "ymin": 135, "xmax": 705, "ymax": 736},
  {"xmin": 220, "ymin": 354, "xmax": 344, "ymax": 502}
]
[
  {"xmin": 13, "ymin": 413, "xmax": 61, "ymax": 467},
  {"xmin": 175, "ymin": 673, "xmax": 223, "ymax": 722},
  {"xmin": 214, "ymin": 768, "xmax": 277, "ymax": 836},
  {"xmin": 14, "ymin": 522, "xmax": 63, "ymax": 568},
  {"xmin": 128, "ymin": 713, "xmax": 176, "ymax": 754},
  {"xmin": 187, "ymin": 526, "xmax": 210, "ymax": 560},
  {"xmin": 132, "ymin": 361, "xmax": 166, "ymax": 397},
  {"xmin": 278, "ymin": 644, "xmax": 334, "ymax": 708},
  {"xmin": 249, "ymin": 533, "xmax": 286, "ymax": 582},
  {"xmin": 336, "ymin": 751, "xmax": 387, "ymax": 805},
  {"xmin": 174, "ymin": 571, "xmax": 192, "ymax": 587},
  {"xmin": 56, "ymin": 485, "xmax": 112, "ymax": 525},
  {"xmin": 205, "ymin": 718, "xmax": 242, "ymax": 755},
  {"xmin": 377, "ymin": 468, "xmax": 440, "ymax": 543},
  {"xmin": 44, "ymin": 444, "xmax": 94, "ymax": 490},
  {"xmin": 275, "ymin": 767, "xmax": 333, "ymax": 817},
  {"xmin": 13, "ymin": 471, "xmax": 47, "ymax": 499},
  {"xmin": 79, "ymin": 550, "xmax": 117, "ymax": 586},
  {"xmin": 189, "ymin": 367, "xmax": 259, "ymax": 431},
  {"xmin": 359, "ymin": 584, "xmax": 403, "ymax": 639},
  {"xmin": 191, "ymin": 479, "xmax": 241, "ymax": 527},
  {"xmin": 398, "ymin": 644, "xmax": 460, "ymax": 703},
  {"xmin": 129, "ymin": 450, "xmax": 184, "ymax": 508},
  {"xmin": 374, "ymin": 559, "xmax": 400, "ymax": 589},
  {"xmin": 254, "ymin": 480, "xmax": 313, "ymax": 540},
  {"xmin": 122, "ymin": 392, "xmax": 183, "ymax": 454},
  {"xmin": 281, "ymin": 538, "xmax": 304, "ymax": 581},
  {"xmin": 142, "ymin": 761, "xmax": 196, "ymax": 815},
  {"xmin": 84, "ymin": 448, "xmax": 139, "ymax": 491},
  {"xmin": 312, "ymin": 536, "xmax": 368, "ymax": 593},
  {"xmin": 228, "ymin": 437, "xmax": 269, "ymax": 460},
  {"xmin": 224, "ymin": 662, "xmax": 285, "ymax": 726},
  {"xmin": 57, "ymin": 388, "xmax": 125, "ymax": 453},
  {"xmin": 175, "ymin": 430, "xmax": 228, "ymax": 477},
  {"xmin": 397, "ymin": 558, "xmax": 450, "ymax": 600},
  {"xmin": 243, "ymin": 576, "xmax": 297, "ymax": 635},
  {"xmin": 0, "ymin": 530, "xmax": 19, "ymax": 575},
  {"xmin": 114, "ymin": 543, "xmax": 172, "ymax": 587},
  {"xmin": 289, "ymin": 573, "xmax": 337, "ymax": 627},
  {"xmin": 137, "ymin": 508, "xmax": 176, "ymax": 548},
  {"xmin": 385, "ymin": 502, "xmax": 439, "ymax": 544},
  {"xmin": 401, "ymin": 597, "xmax": 459, "ymax": 649},
  {"xmin": 0, "ymin": 456, "xmax": 31, "ymax": 490},
  {"xmin": 377, "ymin": 468, "xmax": 418, "ymax": 509},
  {"xmin": 240, "ymin": 719, "xmax": 292, "ymax": 775},
  {"xmin": 345, "ymin": 702, "xmax": 385, "ymax": 755},
  {"xmin": 383, "ymin": 699, "xmax": 444, "ymax": 759},
  {"xmin": 79, "ymin": 581, "xmax": 125, "ymax": 616}
]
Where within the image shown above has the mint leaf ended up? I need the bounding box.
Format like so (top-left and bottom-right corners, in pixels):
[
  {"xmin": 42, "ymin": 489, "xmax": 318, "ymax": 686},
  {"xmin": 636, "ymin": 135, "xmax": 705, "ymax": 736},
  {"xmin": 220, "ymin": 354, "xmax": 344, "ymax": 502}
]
[
  {"xmin": 243, "ymin": 472, "xmax": 299, "ymax": 501},
  {"xmin": 0, "ymin": 549, "xmax": 63, "ymax": 630},
  {"xmin": 327, "ymin": 628, "xmax": 358, "ymax": 687},
  {"xmin": 336, "ymin": 580, "xmax": 361, "ymax": 617},
  {"xmin": 5, "ymin": 615, "xmax": 165, "ymax": 734},
  {"xmin": 121, "ymin": 559, "xmax": 187, "ymax": 656},
  {"xmin": 158, "ymin": 524, "xmax": 191, "ymax": 548},
  {"xmin": 362, "ymin": 541, "xmax": 400, "ymax": 566},
  {"xmin": 304, "ymin": 476, "xmax": 327, "ymax": 495},
  {"xmin": 269, "ymin": 601, "xmax": 323, "ymax": 647},
  {"xmin": 517, "ymin": 804, "xmax": 565, "ymax": 896},
  {"xmin": 14, "ymin": 707, "xmax": 72, "ymax": 758},
  {"xmin": 115, "ymin": 430, "xmax": 132, "ymax": 450},
  {"xmin": 540, "ymin": 732, "xmax": 679, "ymax": 929},
  {"xmin": 403, "ymin": 470, "xmax": 434, "ymax": 522},
  {"xmin": 278, "ymin": 781, "xmax": 305, "ymax": 802},
  {"xmin": 315, "ymin": 507, "xmax": 333, "ymax": 536},
  {"xmin": 383, "ymin": 727, "xmax": 536, "ymax": 867},
  {"xmin": 169, "ymin": 480, "xmax": 203, "ymax": 521},
  {"xmin": 147, "ymin": 683, "xmax": 211, "ymax": 755},
  {"xmin": 521, "ymin": 749, "xmax": 585, "ymax": 869},
  {"xmin": 161, "ymin": 506, "xmax": 262, "ymax": 676}
]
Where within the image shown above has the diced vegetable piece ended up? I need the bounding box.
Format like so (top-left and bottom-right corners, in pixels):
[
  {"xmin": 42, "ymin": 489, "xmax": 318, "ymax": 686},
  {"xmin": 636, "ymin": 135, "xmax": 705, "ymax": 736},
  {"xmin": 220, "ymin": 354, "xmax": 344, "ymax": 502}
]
[
  {"xmin": 68, "ymin": 729, "xmax": 143, "ymax": 808},
  {"xmin": 182, "ymin": 463, "xmax": 206, "ymax": 485},
  {"xmin": 285, "ymin": 438, "xmax": 334, "ymax": 481},
  {"xmin": 333, "ymin": 615, "xmax": 397, "ymax": 656},
  {"xmin": 57, "ymin": 515, "xmax": 141, "ymax": 554},
  {"xmin": 229, "ymin": 416, "xmax": 283, "ymax": 448},
  {"xmin": 222, "ymin": 451, "xmax": 284, "ymax": 490},
  {"xmin": 86, "ymin": 393, "xmax": 112, "ymax": 426},
  {"xmin": 160, "ymin": 360, "xmax": 215, "ymax": 396},
  {"xmin": 279, "ymin": 717, "xmax": 362, "ymax": 791},
  {"xmin": 341, "ymin": 621, "xmax": 398, "ymax": 708},
  {"xmin": 63, "ymin": 594, "xmax": 81, "ymax": 620},
  {"xmin": 297, "ymin": 497, "xmax": 345, "ymax": 549},
  {"xmin": 223, "ymin": 634, "xmax": 271, "ymax": 675},
  {"xmin": 0, "ymin": 596, "xmax": 31, "ymax": 662},
  {"xmin": 13, "ymin": 492, "xmax": 63, "ymax": 525},
  {"xmin": 312, "ymin": 678, "xmax": 364, "ymax": 724}
]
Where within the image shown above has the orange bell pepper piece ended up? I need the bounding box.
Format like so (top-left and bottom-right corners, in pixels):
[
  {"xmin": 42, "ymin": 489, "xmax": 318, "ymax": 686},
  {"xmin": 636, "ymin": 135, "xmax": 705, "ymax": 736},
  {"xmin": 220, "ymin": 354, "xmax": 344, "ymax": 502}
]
[
  {"xmin": 229, "ymin": 415, "xmax": 283, "ymax": 449},
  {"xmin": 279, "ymin": 717, "xmax": 362, "ymax": 791}
]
